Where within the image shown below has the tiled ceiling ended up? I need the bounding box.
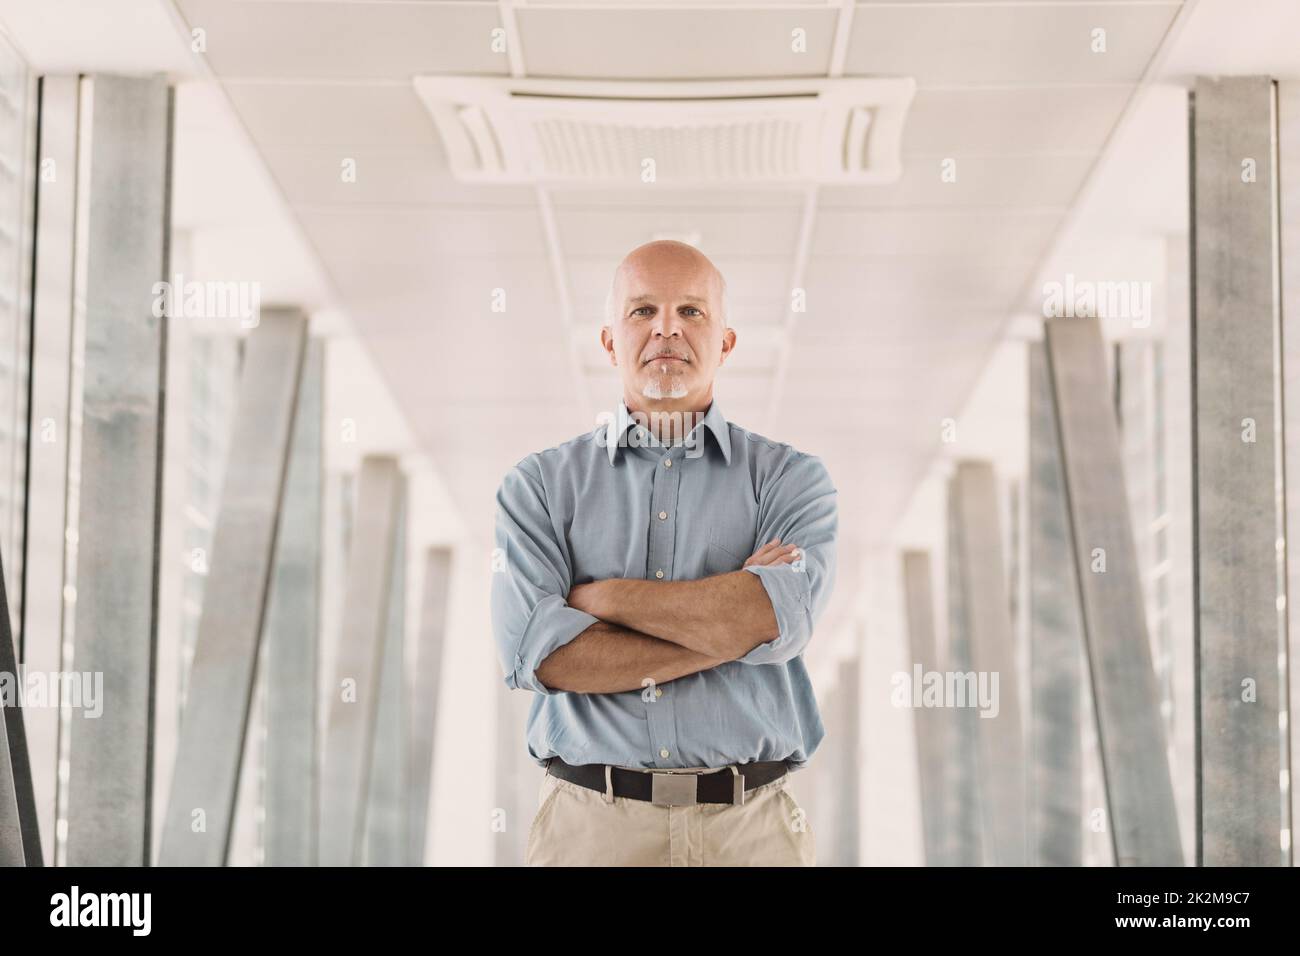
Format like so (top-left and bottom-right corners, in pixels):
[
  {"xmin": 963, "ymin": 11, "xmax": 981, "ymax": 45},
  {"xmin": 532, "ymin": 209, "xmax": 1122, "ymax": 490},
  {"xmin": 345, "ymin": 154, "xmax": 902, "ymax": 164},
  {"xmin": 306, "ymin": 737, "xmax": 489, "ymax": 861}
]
[{"xmin": 169, "ymin": 0, "xmax": 1187, "ymax": 648}]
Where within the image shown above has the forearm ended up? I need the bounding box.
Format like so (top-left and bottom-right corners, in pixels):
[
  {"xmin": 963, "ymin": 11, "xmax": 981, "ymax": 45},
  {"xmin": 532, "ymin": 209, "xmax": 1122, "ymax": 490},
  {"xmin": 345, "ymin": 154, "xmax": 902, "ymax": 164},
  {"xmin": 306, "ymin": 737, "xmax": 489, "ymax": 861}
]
[
  {"xmin": 572, "ymin": 573, "xmax": 780, "ymax": 661},
  {"xmin": 534, "ymin": 620, "xmax": 728, "ymax": 694}
]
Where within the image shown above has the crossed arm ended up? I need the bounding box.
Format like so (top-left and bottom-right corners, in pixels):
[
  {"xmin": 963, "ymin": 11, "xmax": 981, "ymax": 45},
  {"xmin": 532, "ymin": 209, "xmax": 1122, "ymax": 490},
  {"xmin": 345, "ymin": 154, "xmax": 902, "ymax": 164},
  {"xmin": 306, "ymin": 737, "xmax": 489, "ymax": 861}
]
[
  {"xmin": 490, "ymin": 453, "xmax": 837, "ymax": 697},
  {"xmin": 535, "ymin": 540, "xmax": 802, "ymax": 694}
]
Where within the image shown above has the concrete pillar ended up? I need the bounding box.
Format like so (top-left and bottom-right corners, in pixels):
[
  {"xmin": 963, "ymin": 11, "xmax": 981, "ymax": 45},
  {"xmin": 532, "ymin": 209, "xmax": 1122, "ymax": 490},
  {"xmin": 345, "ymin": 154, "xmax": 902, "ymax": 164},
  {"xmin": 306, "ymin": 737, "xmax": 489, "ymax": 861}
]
[
  {"xmin": 1027, "ymin": 343, "xmax": 1083, "ymax": 866},
  {"xmin": 1191, "ymin": 76, "xmax": 1287, "ymax": 866},
  {"xmin": 901, "ymin": 550, "xmax": 947, "ymax": 865},
  {"xmin": 361, "ymin": 477, "xmax": 408, "ymax": 866},
  {"xmin": 157, "ymin": 309, "xmax": 308, "ymax": 865},
  {"xmin": 1044, "ymin": 315, "xmax": 1183, "ymax": 865},
  {"xmin": 319, "ymin": 456, "xmax": 402, "ymax": 866},
  {"xmin": 949, "ymin": 461, "xmax": 1026, "ymax": 865},
  {"xmin": 408, "ymin": 547, "xmax": 452, "ymax": 866},
  {"xmin": 944, "ymin": 481, "xmax": 984, "ymax": 866},
  {"xmin": 262, "ymin": 337, "xmax": 324, "ymax": 866},
  {"xmin": 64, "ymin": 74, "xmax": 173, "ymax": 867}
]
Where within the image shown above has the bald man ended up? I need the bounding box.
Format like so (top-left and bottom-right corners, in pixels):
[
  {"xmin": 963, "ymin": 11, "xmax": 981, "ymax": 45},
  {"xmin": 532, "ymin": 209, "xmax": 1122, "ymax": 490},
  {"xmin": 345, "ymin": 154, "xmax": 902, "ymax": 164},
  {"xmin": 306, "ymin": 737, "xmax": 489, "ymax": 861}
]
[{"xmin": 490, "ymin": 240, "xmax": 838, "ymax": 866}]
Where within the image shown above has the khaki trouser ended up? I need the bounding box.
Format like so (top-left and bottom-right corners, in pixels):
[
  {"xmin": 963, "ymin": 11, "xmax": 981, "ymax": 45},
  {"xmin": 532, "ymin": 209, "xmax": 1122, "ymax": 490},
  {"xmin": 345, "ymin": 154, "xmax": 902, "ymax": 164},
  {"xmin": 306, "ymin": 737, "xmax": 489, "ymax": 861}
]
[{"xmin": 524, "ymin": 765, "xmax": 817, "ymax": 866}]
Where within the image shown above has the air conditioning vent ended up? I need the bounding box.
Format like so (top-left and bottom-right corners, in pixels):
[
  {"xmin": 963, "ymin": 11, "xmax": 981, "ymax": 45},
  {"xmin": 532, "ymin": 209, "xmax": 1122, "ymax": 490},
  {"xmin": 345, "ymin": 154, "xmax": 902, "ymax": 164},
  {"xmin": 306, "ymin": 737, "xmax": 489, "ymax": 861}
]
[{"xmin": 413, "ymin": 77, "xmax": 915, "ymax": 185}]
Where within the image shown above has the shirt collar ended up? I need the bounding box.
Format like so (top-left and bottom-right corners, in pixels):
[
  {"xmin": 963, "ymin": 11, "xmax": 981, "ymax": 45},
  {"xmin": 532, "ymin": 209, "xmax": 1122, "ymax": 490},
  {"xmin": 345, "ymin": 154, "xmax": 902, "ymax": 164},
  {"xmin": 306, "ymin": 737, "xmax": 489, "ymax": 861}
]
[{"xmin": 603, "ymin": 399, "xmax": 731, "ymax": 466}]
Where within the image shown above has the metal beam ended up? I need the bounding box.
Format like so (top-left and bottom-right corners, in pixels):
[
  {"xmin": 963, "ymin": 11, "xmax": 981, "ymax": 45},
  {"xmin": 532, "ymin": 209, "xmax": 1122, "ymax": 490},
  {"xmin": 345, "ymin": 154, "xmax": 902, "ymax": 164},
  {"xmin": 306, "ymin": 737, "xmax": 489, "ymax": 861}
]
[
  {"xmin": 1027, "ymin": 343, "xmax": 1084, "ymax": 866},
  {"xmin": 0, "ymin": 545, "xmax": 40, "ymax": 865},
  {"xmin": 949, "ymin": 461, "xmax": 1026, "ymax": 865},
  {"xmin": 1191, "ymin": 76, "xmax": 1287, "ymax": 866},
  {"xmin": 1282, "ymin": 81, "xmax": 1300, "ymax": 869},
  {"xmin": 157, "ymin": 309, "xmax": 308, "ymax": 865},
  {"xmin": 408, "ymin": 547, "xmax": 452, "ymax": 866},
  {"xmin": 319, "ymin": 456, "xmax": 402, "ymax": 866},
  {"xmin": 262, "ymin": 336, "xmax": 323, "ymax": 866},
  {"xmin": 64, "ymin": 74, "xmax": 173, "ymax": 867},
  {"xmin": 1044, "ymin": 315, "xmax": 1184, "ymax": 865},
  {"xmin": 901, "ymin": 550, "xmax": 947, "ymax": 866},
  {"xmin": 24, "ymin": 74, "xmax": 79, "ymax": 867}
]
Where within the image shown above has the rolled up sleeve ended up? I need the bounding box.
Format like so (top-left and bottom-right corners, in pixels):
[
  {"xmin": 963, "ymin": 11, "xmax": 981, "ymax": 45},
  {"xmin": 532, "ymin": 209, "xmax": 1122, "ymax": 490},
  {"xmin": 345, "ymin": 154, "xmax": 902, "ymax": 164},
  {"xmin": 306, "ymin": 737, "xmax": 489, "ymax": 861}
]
[
  {"xmin": 490, "ymin": 460, "xmax": 599, "ymax": 694},
  {"xmin": 738, "ymin": 453, "xmax": 837, "ymax": 665}
]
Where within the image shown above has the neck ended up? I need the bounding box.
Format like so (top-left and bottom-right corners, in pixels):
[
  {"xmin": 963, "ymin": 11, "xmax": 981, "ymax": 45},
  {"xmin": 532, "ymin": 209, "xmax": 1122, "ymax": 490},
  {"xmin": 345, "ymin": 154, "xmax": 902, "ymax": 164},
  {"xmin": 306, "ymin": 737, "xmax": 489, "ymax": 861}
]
[{"xmin": 623, "ymin": 389, "xmax": 712, "ymax": 442}]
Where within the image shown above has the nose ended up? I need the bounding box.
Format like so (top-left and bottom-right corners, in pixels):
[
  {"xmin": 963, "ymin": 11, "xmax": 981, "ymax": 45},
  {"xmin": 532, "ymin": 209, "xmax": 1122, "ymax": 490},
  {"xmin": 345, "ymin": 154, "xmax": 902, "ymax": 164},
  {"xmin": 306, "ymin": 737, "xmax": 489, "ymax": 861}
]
[{"xmin": 651, "ymin": 308, "xmax": 684, "ymax": 339}]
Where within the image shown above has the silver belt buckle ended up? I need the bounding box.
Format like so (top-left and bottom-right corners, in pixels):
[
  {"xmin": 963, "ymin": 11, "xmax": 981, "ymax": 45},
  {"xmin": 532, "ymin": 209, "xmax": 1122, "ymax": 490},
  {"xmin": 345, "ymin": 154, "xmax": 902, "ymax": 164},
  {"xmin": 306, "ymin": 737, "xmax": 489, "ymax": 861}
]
[{"xmin": 650, "ymin": 770, "xmax": 699, "ymax": 807}]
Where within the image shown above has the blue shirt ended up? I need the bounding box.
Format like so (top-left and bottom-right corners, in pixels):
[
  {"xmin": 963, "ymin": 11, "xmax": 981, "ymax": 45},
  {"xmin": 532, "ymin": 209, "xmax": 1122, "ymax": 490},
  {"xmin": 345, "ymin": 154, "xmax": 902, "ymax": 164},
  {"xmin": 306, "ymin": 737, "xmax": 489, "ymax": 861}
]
[{"xmin": 489, "ymin": 399, "xmax": 837, "ymax": 771}]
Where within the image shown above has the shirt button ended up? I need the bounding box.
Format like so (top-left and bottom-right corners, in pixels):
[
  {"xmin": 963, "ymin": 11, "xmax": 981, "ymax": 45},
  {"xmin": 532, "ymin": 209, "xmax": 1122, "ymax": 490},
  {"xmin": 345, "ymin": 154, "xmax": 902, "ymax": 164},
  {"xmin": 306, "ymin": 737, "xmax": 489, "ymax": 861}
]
[
  {"xmin": 655, "ymin": 687, "xmax": 663, "ymax": 698},
  {"xmin": 655, "ymin": 569, "xmax": 664, "ymax": 579},
  {"xmin": 659, "ymin": 748, "xmax": 670, "ymax": 758},
  {"xmin": 663, "ymin": 458, "xmax": 672, "ymax": 468},
  {"xmin": 658, "ymin": 510, "xmax": 667, "ymax": 520}
]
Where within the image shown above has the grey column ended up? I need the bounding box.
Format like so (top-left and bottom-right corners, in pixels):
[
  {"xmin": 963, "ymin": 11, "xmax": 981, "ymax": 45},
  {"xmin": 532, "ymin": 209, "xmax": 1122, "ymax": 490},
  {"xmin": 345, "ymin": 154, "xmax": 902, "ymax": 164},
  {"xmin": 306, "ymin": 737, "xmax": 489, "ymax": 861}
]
[
  {"xmin": 1192, "ymin": 76, "xmax": 1286, "ymax": 866},
  {"xmin": 262, "ymin": 336, "xmax": 323, "ymax": 866},
  {"xmin": 24, "ymin": 75, "xmax": 79, "ymax": 866},
  {"xmin": 361, "ymin": 478, "xmax": 408, "ymax": 866},
  {"xmin": 944, "ymin": 479, "xmax": 983, "ymax": 866},
  {"xmin": 950, "ymin": 461, "xmax": 1026, "ymax": 865},
  {"xmin": 1027, "ymin": 343, "xmax": 1083, "ymax": 866},
  {"xmin": 1044, "ymin": 315, "xmax": 1184, "ymax": 865},
  {"xmin": 158, "ymin": 309, "xmax": 308, "ymax": 865},
  {"xmin": 64, "ymin": 74, "xmax": 172, "ymax": 867},
  {"xmin": 901, "ymin": 550, "xmax": 947, "ymax": 866},
  {"xmin": 408, "ymin": 547, "xmax": 452, "ymax": 866},
  {"xmin": 320, "ymin": 456, "xmax": 402, "ymax": 866}
]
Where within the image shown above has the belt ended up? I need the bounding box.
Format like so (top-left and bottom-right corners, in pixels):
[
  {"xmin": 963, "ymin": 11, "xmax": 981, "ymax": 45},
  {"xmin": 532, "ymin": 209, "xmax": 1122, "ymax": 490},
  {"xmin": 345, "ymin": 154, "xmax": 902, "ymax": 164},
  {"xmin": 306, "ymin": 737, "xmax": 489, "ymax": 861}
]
[{"xmin": 545, "ymin": 757, "xmax": 789, "ymax": 807}]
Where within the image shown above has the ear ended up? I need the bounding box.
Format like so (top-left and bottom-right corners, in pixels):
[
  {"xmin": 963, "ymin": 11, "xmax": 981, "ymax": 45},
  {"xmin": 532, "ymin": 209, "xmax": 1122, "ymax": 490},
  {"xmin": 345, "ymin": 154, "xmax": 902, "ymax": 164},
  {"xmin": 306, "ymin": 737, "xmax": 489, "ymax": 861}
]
[
  {"xmin": 718, "ymin": 328, "xmax": 737, "ymax": 366},
  {"xmin": 600, "ymin": 326, "xmax": 618, "ymax": 367}
]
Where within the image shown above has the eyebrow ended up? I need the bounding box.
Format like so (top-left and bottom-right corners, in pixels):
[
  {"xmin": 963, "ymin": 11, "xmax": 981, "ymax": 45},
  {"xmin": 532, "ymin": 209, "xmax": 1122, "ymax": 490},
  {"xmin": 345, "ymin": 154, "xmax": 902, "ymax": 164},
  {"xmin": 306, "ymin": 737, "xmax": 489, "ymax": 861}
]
[{"xmin": 626, "ymin": 294, "xmax": 709, "ymax": 306}]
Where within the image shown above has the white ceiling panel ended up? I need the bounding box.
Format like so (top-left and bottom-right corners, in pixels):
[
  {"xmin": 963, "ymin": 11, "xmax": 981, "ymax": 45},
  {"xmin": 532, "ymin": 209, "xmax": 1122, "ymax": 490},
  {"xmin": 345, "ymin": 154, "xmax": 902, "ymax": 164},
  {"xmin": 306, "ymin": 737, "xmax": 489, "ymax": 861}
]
[
  {"xmin": 174, "ymin": 0, "xmax": 508, "ymax": 79},
  {"xmin": 297, "ymin": 207, "xmax": 549, "ymax": 261},
  {"xmin": 818, "ymin": 153, "xmax": 1094, "ymax": 209},
  {"xmin": 813, "ymin": 208, "xmax": 1063, "ymax": 258},
  {"xmin": 554, "ymin": 206, "xmax": 804, "ymax": 257},
  {"xmin": 845, "ymin": 2, "xmax": 1182, "ymax": 86},
  {"xmin": 516, "ymin": 7, "xmax": 839, "ymax": 80},
  {"xmin": 902, "ymin": 86, "xmax": 1134, "ymax": 156}
]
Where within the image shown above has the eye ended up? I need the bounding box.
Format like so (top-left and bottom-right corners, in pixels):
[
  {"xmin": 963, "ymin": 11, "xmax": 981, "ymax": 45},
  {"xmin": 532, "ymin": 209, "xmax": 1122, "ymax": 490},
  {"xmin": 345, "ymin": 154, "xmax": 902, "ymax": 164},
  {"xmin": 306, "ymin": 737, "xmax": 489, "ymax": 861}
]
[
  {"xmin": 682, "ymin": 307, "xmax": 702, "ymax": 316},
  {"xmin": 632, "ymin": 306, "xmax": 654, "ymax": 316}
]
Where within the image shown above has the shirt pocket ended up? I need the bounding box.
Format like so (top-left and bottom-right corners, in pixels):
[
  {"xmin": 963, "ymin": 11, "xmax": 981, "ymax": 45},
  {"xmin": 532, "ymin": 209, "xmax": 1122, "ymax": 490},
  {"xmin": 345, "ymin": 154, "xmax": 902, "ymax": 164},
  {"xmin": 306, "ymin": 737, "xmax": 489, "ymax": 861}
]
[{"xmin": 704, "ymin": 521, "xmax": 757, "ymax": 577}]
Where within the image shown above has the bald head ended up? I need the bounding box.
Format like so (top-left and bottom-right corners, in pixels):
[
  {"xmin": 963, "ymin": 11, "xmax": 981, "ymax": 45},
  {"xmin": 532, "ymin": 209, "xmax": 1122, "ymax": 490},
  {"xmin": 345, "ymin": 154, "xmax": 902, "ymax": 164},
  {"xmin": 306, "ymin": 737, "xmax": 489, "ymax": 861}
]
[
  {"xmin": 599, "ymin": 240, "xmax": 736, "ymax": 413},
  {"xmin": 604, "ymin": 240, "xmax": 729, "ymax": 327}
]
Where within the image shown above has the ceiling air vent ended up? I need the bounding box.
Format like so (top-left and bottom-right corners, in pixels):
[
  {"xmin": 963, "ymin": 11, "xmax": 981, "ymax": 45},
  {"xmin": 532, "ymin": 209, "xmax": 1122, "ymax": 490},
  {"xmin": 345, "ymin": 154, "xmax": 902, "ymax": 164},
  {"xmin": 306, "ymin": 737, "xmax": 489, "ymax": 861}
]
[{"xmin": 413, "ymin": 76, "xmax": 915, "ymax": 186}]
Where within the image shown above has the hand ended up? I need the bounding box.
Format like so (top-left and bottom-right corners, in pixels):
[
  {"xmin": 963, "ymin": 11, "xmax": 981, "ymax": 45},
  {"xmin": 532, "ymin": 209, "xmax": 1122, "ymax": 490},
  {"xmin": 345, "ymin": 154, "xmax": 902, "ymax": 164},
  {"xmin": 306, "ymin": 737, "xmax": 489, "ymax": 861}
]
[{"xmin": 743, "ymin": 537, "xmax": 801, "ymax": 569}]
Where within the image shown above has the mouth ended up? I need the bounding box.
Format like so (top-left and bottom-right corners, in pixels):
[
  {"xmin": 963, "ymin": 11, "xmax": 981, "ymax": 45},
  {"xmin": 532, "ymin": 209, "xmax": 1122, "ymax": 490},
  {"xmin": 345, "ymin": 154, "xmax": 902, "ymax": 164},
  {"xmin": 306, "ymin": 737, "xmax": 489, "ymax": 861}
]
[{"xmin": 645, "ymin": 355, "xmax": 688, "ymax": 366}]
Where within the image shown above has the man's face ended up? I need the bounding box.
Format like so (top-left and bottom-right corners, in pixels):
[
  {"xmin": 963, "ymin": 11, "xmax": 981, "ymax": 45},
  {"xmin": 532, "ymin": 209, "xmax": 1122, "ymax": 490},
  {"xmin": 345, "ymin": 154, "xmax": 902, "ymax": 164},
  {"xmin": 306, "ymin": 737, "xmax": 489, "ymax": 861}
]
[{"xmin": 601, "ymin": 248, "xmax": 735, "ymax": 410}]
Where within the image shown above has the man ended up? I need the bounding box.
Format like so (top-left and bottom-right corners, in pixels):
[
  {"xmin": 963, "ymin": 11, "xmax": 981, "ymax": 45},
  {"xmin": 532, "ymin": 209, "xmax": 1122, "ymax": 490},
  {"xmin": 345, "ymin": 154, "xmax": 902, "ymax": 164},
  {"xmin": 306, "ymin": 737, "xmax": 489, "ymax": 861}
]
[{"xmin": 490, "ymin": 239, "xmax": 837, "ymax": 866}]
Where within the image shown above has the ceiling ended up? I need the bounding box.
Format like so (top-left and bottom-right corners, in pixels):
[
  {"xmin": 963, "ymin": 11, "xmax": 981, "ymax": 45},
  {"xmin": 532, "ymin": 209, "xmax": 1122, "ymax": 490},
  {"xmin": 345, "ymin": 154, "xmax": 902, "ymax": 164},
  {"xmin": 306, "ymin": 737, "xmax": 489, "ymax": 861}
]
[{"xmin": 3, "ymin": 0, "xmax": 1197, "ymax": 649}]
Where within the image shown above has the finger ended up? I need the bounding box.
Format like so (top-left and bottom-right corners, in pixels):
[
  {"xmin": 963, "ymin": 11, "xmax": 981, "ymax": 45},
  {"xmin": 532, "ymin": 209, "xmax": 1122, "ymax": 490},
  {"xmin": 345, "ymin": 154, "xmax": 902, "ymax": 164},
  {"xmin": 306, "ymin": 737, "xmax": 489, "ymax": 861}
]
[
  {"xmin": 743, "ymin": 538, "xmax": 783, "ymax": 566},
  {"xmin": 753, "ymin": 544, "xmax": 800, "ymax": 567}
]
